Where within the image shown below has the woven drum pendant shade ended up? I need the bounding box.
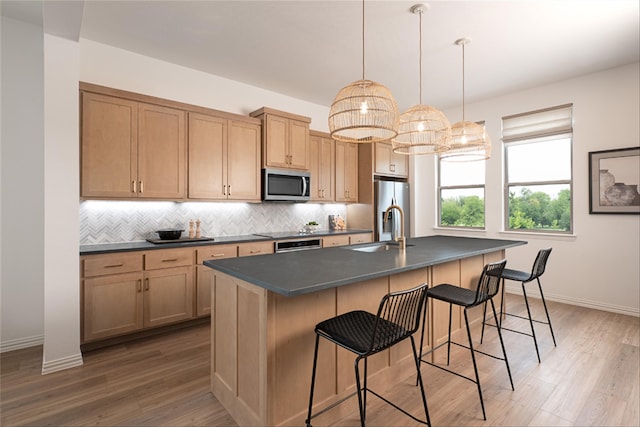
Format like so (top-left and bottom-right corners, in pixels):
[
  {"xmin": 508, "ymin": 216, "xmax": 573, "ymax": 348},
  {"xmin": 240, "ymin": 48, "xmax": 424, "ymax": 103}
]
[
  {"xmin": 393, "ymin": 105, "xmax": 452, "ymax": 155},
  {"xmin": 440, "ymin": 120, "xmax": 491, "ymax": 162},
  {"xmin": 392, "ymin": 4, "xmax": 451, "ymax": 155},
  {"xmin": 329, "ymin": 81, "xmax": 399, "ymax": 143}
]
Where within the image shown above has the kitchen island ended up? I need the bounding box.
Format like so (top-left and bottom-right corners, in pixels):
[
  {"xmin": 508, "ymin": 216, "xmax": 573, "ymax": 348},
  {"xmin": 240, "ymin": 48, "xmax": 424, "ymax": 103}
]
[{"xmin": 204, "ymin": 235, "xmax": 526, "ymax": 426}]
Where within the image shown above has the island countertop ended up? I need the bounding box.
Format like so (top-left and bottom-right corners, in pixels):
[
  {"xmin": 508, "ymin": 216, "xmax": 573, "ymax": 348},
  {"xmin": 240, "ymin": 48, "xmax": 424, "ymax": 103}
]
[{"xmin": 204, "ymin": 235, "xmax": 526, "ymax": 297}]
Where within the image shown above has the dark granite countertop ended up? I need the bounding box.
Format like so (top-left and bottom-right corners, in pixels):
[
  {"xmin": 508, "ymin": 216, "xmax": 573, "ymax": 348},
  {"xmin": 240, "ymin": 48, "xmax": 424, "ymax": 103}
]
[
  {"xmin": 79, "ymin": 229, "xmax": 372, "ymax": 255},
  {"xmin": 204, "ymin": 235, "xmax": 526, "ymax": 297}
]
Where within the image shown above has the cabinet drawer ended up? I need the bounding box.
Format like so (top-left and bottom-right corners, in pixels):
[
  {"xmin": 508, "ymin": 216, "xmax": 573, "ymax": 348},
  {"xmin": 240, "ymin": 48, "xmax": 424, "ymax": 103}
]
[
  {"xmin": 350, "ymin": 233, "xmax": 373, "ymax": 245},
  {"xmin": 83, "ymin": 253, "xmax": 143, "ymax": 278},
  {"xmin": 196, "ymin": 244, "xmax": 238, "ymax": 264},
  {"xmin": 238, "ymin": 241, "xmax": 274, "ymax": 257},
  {"xmin": 145, "ymin": 248, "xmax": 194, "ymax": 270},
  {"xmin": 323, "ymin": 235, "xmax": 350, "ymax": 248}
]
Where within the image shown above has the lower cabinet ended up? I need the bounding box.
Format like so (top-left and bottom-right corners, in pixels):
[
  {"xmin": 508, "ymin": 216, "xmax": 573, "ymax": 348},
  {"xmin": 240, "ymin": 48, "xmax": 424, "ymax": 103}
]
[
  {"xmin": 83, "ymin": 272, "xmax": 144, "ymax": 342},
  {"xmin": 144, "ymin": 266, "xmax": 194, "ymax": 328}
]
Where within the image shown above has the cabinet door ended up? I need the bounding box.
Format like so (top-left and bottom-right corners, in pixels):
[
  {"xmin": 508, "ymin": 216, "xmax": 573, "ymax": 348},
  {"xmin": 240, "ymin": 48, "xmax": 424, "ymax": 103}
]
[
  {"xmin": 196, "ymin": 266, "xmax": 213, "ymax": 317},
  {"xmin": 264, "ymin": 115, "xmax": 289, "ymax": 168},
  {"xmin": 309, "ymin": 134, "xmax": 323, "ymax": 201},
  {"xmin": 317, "ymin": 136, "xmax": 335, "ymax": 201},
  {"xmin": 83, "ymin": 272, "xmax": 143, "ymax": 342},
  {"xmin": 144, "ymin": 266, "xmax": 194, "ymax": 328},
  {"xmin": 138, "ymin": 103, "xmax": 186, "ymax": 199},
  {"xmin": 336, "ymin": 141, "xmax": 358, "ymax": 202},
  {"xmin": 288, "ymin": 119, "xmax": 309, "ymax": 170},
  {"xmin": 374, "ymin": 142, "xmax": 408, "ymax": 178},
  {"xmin": 188, "ymin": 112, "xmax": 227, "ymax": 199},
  {"xmin": 81, "ymin": 92, "xmax": 138, "ymax": 198},
  {"xmin": 227, "ymin": 120, "xmax": 261, "ymax": 200}
]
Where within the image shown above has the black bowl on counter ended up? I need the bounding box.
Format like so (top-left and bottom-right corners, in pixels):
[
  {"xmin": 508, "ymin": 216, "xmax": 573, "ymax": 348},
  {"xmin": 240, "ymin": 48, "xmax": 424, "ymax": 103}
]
[{"xmin": 156, "ymin": 229, "xmax": 184, "ymax": 240}]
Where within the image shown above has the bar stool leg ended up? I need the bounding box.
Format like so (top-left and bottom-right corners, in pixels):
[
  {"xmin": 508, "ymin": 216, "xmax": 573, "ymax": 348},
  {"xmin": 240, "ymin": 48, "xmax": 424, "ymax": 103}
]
[
  {"xmin": 463, "ymin": 308, "xmax": 486, "ymax": 420},
  {"xmin": 491, "ymin": 298, "xmax": 514, "ymax": 391},
  {"xmin": 306, "ymin": 335, "xmax": 320, "ymax": 427},
  {"xmin": 354, "ymin": 357, "xmax": 365, "ymax": 427},
  {"xmin": 480, "ymin": 301, "xmax": 488, "ymax": 344},
  {"xmin": 447, "ymin": 303, "xmax": 453, "ymax": 365},
  {"xmin": 410, "ymin": 336, "xmax": 432, "ymax": 427},
  {"xmin": 537, "ymin": 277, "xmax": 557, "ymax": 346},
  {"xmin": 363, "ymin": 357, "xmax": 368, "ymax": 422},
  {"xmin": 521, "ymin": 282, "xmax": 541, "ymax": 363}
]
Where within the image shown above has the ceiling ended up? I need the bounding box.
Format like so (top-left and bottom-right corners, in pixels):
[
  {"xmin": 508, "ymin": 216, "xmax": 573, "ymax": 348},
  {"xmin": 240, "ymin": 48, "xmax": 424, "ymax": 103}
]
[{"xmin": 3, "ymin": 1, "xmax": 639, "ymax": 112}]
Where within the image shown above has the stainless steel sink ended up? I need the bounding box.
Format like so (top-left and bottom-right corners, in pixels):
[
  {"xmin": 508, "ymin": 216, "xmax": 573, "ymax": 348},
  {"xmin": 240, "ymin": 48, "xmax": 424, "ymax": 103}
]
[{"xmin": 347, "ymin": 242, "xmax": 413, "ymax": 253}]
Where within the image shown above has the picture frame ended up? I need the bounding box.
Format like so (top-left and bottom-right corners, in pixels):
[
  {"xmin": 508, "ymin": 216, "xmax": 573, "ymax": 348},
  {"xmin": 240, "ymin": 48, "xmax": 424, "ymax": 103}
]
[{"xmin": 589, "ymin": 146, "xmax": 640, "ymax": 214}]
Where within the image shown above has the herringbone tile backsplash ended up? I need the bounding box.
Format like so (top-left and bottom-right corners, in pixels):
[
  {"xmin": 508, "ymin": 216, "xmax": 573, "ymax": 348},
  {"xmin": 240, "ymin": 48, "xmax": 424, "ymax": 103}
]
[{"xmin": 80, "ymin": 201, "xmax": 348, "ymax": 244}]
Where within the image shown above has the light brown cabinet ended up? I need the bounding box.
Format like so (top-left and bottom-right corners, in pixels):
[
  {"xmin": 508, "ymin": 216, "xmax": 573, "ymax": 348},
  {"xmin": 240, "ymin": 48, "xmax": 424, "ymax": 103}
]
[
  {"xmin": 250, "ymin": 107, "xmax": 311, "ymax": 170},
  {"xmin": 81, "ymin": 248, "xmax": 195, "ymax": 343},
  {"xmin": 81, "ymin": 91, "xmax": 186, "ymax": 199},
  {"xmin": 335, "ymin": 140, "xmax": 358, "ymax": 203},
  {"xmin": 374, "ymin": 141, "xmax": 409, "ymax": 178},
  {"xmin": 322, "ymin": 235, "xmax": 350, "ymax": 248},
  {"xmin": 188, "ymin": 112, "xmax": 261, "ymax": 201},
  {"xmin": 349, "ymin": 233, "xmax": 373, "ymax": 245},
  {"xmin": 238, "ymin": 240, "xmax": 275, "ymax": 257},
  {"xmin": 309, "ymin": 131, "xmax": 335, "ymax": 202}
]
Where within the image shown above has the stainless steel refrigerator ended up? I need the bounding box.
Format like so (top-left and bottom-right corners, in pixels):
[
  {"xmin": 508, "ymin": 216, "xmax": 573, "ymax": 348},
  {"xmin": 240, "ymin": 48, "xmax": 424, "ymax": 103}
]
[{"xmin": 374, "ymin": 180, "xmax": 411, "ymax": 242}]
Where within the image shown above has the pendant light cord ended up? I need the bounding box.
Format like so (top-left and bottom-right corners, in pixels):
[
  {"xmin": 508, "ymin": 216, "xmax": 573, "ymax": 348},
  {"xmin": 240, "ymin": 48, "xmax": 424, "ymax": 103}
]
[
  {"xmin": 419, "ymin": 9, "xmax": 423, "ymax": 104},
  {"xmin": 461, "ymin": 41, "xmax": 465, "ymax": 121},
  {"xmin": 362, "ymin": 0, "xmax": 365, "ymax": 80}
]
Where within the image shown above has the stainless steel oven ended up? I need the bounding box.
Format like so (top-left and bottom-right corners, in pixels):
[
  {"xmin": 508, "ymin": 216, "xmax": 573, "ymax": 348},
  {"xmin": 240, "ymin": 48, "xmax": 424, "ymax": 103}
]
[{"xmin": 274, "ymin": 238, "xmax": 322, "ymax": 253}]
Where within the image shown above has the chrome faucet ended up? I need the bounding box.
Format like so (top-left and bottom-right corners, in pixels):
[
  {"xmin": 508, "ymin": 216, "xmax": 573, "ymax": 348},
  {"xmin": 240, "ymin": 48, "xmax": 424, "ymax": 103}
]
[{"xmin": 384, "ymin": 204, "xmax": 406, "ymax": 250}]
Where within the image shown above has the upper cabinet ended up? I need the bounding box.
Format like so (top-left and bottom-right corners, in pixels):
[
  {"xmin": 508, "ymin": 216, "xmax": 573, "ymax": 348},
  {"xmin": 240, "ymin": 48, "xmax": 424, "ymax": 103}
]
[
  {"xmin": 335, "ymin": 140, "xmax": 358, "ymax": 203},
  {"xmin": 374, "ymin": 141, "xmax": 409, "ymax": 178},
  {"xmin": 250, "ymin": 107, "xmax": 311, "ymax": 170},
  {"xmin": 81, "ymin": 91, "xmax": 186, "ymax": 200},
  {"xmin": 308, "ymin": 131, "xmax": 335, "ymax": 202},
  {"xmin": 188, "ymin": 112, "xmax": 261, "ymax": 201}
]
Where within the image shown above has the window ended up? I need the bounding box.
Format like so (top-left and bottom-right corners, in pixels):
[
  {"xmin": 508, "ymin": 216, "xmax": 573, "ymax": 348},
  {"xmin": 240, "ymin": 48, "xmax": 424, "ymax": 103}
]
[
  {"xmin": 503, "ymin": 104, "xmax": 573, "ymax": 233},
  {"xmin": 438, "ymin": 154, "xmax": 486, "ymax": 229}
]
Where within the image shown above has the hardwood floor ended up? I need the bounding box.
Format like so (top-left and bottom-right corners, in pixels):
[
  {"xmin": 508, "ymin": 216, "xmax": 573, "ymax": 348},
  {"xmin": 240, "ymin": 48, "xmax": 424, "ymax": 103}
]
[{"xmin": 1, "ymin": 295, "xmax": 638, "ymax": 426}]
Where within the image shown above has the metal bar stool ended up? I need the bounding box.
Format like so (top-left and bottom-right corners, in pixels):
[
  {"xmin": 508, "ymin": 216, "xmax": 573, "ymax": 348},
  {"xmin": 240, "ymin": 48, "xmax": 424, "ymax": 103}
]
[
  {"xmin": 481, "ymin": 248, "xmax": 556, "ymax": 362},
  {"xmin": 305, "ymin": 283, "xmax": 431, "ymax": 427},
  {"xmin": 418, "ymin": 260, "xmax": 513, "ymax": 421}
]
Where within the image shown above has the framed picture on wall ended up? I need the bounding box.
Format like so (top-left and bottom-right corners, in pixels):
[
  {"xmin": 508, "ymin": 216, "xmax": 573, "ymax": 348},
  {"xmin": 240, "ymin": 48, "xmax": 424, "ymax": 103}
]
[{"xmin": 589, "ymin": 146, "xmax": 640, "ymax": 214}]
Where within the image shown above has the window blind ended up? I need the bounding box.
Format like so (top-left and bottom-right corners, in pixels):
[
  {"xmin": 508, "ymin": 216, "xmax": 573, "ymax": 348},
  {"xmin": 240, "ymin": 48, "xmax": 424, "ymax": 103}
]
[{"xmin": 502, "ymin": 104, "xmax": 572, "ymax": 142}]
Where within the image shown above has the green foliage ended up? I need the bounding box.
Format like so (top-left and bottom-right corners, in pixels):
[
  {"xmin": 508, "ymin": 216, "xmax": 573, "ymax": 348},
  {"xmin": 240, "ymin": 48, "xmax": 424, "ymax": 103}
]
[
  {"xmin": 440, "ymin": 195, "xmax": 485, "ymax": 227},
  {"xmin": 441, "ymin": 188, "xmax": 571, "ymax": 231}
]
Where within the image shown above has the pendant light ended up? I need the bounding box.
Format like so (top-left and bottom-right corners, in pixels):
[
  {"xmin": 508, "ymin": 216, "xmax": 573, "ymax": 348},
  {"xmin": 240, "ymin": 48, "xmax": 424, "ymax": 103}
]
[
  {"xmin": 392, "ymin": 4, "xmax": 451, "ymax": 155},
  {"xmin": 440, "ymin": 37, "xmax": 491, "ymax": 162},
  {"xmin": 328, "ymin": 0, "xmax": 399, "ymax": 143}
]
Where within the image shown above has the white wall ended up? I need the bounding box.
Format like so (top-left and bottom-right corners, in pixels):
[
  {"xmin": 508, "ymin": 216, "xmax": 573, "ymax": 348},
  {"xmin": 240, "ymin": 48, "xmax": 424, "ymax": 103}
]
[
  {"xmin": 0, "ymin": 16, "xmax": 45, "ymax": 352},
  {"xmin": 79, "ymin": 39, "xmax": 331, "ymax": 131},
  {"xmin": 42, "ymin": 33, "xmax": 82, "ymax": 373},
  {"xmin": 413, "ymin": 62, "xmax": 640, "ymax": 316}
]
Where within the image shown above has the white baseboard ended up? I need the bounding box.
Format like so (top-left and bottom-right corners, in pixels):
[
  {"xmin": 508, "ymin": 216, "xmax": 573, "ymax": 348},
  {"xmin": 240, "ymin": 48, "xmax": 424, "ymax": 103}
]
[
  {"xmin": 0, "ymin": 335, "xmax": 44, "ymax": 353},
  {"xmin": 41, "ymin": 352, "xmax": 84, "ymax": 375},
  {"xmin": 505, "ymin": 284, "xmax": 640, "ymax": 317}
]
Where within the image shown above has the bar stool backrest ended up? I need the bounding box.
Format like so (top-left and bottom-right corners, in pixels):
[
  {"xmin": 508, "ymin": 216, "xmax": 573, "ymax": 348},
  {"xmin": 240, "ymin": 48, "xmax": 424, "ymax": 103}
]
[
  {"xmin": 530, "ymin": 248, "xmax": 552, "ymax": 280},
  {"xmin": 473, "ymin": 259, "xmax": 507, "ymax": 306},
  {"xmin": 368, "ymin": 283, "xmax": 429, "ymax": 355}
]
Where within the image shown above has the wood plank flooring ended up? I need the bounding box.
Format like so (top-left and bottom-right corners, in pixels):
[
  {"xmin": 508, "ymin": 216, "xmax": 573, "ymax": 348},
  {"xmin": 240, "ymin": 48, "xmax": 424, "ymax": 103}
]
[{"xmin": 1, "ymin": 295, "xmax": 638, "ymax": 426}]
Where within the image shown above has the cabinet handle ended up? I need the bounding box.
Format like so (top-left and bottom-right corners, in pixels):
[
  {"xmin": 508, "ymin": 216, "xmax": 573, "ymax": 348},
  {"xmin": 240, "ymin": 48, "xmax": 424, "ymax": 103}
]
[
  {"xmin": 145, "ymin": 278, "xmax": 149, "ymax": 291},
  {"xmin": 139, "ymin": 180, "xmax": 144, "ymax": 193},
  {"xmin": 104, "ymin": 263, "xmax": 124, "ymax": 268},
  {"xmin": 137, "ymin": 279, "xmax": 142, "ymax": 293},
  {"xmin": 162, "ymin": 258, "xmax": 178, "ymax": 262},
  {"xmin": 228, "ymin": 185, "xmax": 231, "ymax": 196},
  {"xmin": 132, "ymin": 180, "xmax": 137, "ymax": 193},
  {"xmin": 211, "ymin": 253, "xmax": 226, "ymax": 257},
  {"xmin": 250, "ymin": 250, "xmax": 261, "ymax": 254}
]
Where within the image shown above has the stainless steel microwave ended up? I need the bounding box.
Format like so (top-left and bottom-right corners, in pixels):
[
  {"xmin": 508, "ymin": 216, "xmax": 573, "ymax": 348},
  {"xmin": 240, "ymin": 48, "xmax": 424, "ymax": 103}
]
[{"xmin": 262, "ymin": 168, "xmax": 310, "ymax": 202}]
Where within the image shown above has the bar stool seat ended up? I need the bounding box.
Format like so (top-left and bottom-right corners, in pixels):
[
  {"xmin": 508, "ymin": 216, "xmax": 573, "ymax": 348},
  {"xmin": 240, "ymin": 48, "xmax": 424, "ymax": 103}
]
[{"xmin": 306, "ymin": 283, "xmax": 431, "ymax": 427}]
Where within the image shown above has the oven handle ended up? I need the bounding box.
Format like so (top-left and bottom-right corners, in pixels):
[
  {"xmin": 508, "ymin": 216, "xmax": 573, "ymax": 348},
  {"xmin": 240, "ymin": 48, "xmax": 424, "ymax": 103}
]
[{"xmin": 302, "ymin": 176, "xmax": 307, "ymax": 197}]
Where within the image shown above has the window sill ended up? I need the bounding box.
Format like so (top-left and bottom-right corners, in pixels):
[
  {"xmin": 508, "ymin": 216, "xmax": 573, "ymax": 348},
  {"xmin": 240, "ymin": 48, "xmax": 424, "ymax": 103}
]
[{"xmin": 499, "ymin": 230, "xmax": 577, "ymax": 240}]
